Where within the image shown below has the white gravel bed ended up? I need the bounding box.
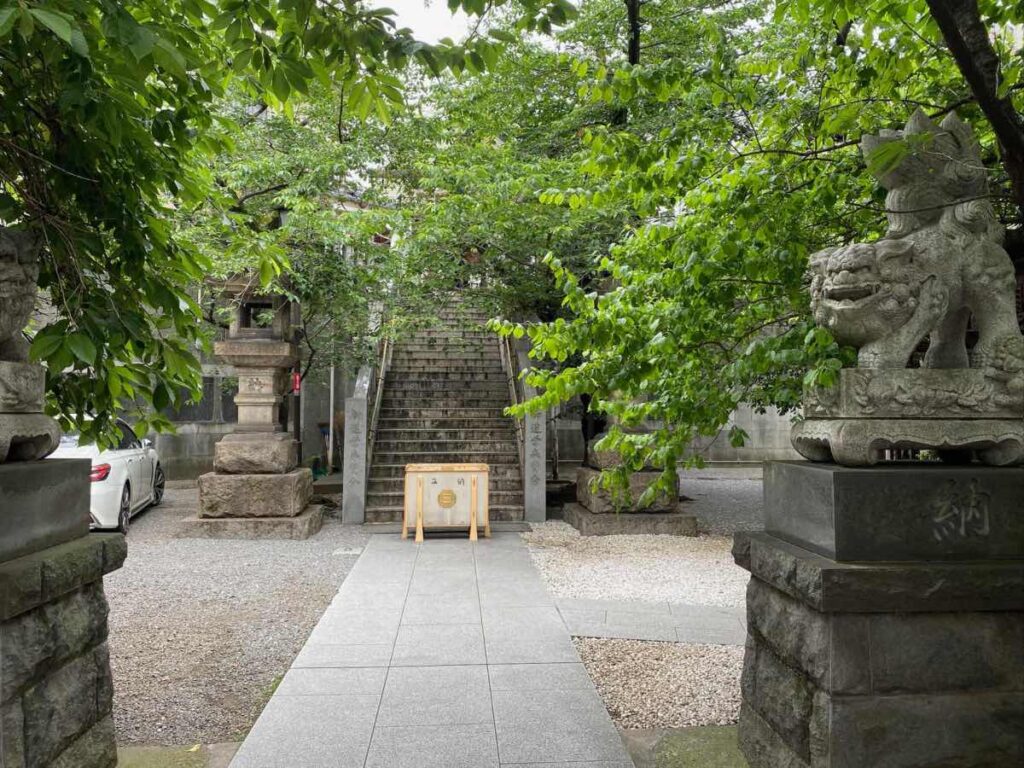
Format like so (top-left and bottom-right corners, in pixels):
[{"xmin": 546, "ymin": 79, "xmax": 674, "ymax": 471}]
[
  {"xmin": 523, "ymin": 522, "xmax": 747, "ymax": 608},
  {"xmin": 105, "ymin": 489, "xmax": 367, "ymax": 745},
  {"xmin": 574, "ymin": 637, "xmax": 743, "ymax": 729}
]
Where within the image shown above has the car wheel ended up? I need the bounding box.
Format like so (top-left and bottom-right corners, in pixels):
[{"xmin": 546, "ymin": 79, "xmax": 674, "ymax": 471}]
[
  {"xmin": 117, "ymin": 485, "xmax": 131, "ymax": 534},
  {"xmin": 151, "ymin": 464, "xmax": 165, "ymax": 507}
]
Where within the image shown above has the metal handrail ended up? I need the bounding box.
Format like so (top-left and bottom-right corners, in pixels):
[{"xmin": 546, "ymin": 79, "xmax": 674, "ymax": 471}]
[
  {"xmin": 365, "ymin": 335, "xmax": 392, "ymax": 483},
  {"xmin": 498, "ymin": 333, "xmax": 526, "ymax": 482}
]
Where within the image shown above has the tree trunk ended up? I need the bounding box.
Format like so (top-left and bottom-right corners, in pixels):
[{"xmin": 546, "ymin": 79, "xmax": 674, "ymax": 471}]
[
  {"xmin": 925, "ymin": 0, "xmax": 1024, "ymax": 222},
  {"xmin": 625, "ymin": 0, "xmax": 641, "ymax": 66},
  {"xmin": 611, "ymin": 0, "xmax": 643, "ymax": 127}
]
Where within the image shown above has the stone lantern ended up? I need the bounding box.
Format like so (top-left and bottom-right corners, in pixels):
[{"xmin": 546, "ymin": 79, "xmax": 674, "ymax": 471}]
[{"xmin": 189, "ymin": 278, "xmax": 322, "ymax": 538}]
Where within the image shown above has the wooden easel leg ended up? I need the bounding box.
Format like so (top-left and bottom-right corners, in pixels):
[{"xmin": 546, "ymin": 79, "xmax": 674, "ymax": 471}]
[
  {"xmin": 469, "ymin": 476, "xmax": 478, "ymax": 542},
  {"xmin": 483, "ymin": 472, "xmax": 491, "ymax": 538},
  {"xmin": 415, "ymin": 477, "xmax": 424, "ymax": 544},
  {"xmin": 401, "ymin": 495, "xmax": 408, "ymax": 540}
]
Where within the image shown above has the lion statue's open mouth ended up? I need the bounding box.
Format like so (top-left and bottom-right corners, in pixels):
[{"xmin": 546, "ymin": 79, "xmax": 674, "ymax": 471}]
[{"xmin": 824, "ymin": 283, "xmax": 880, "ymax": 303}]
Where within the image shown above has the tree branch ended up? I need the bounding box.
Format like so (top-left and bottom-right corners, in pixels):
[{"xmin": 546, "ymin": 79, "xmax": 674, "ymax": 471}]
[{"xmin": 925, "ymin": 0, "xmax": 1024, "ymax": 217}]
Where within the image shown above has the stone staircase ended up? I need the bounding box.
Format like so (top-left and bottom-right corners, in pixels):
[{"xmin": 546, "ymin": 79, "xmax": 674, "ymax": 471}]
[{"xmin": 365, "ymin": 306, "xmax": 525, "ymax": 522}]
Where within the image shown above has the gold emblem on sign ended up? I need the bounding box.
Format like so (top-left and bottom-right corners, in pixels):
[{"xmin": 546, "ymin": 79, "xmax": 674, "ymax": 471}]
[{"xmin": 437, "ymin": 489, "xmax": 457, "ymax": 508}]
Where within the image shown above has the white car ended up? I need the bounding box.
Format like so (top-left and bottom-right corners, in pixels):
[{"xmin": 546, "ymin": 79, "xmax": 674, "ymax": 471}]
[{"xmin": 51, "ymin": 419, "xmax": 165, "ymax": 533}]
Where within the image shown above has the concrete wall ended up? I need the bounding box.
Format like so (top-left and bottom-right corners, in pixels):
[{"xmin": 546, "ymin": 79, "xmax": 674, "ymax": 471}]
[
  {"xmin": 298, "ymin": 364, "xmax": 351, "ymax": 473},
  {"xmin": 154, "ymin": 422, "xmax": 235, "ymax": 481},
  {"xmin": 693, "ymin": 404, "xmax": 801, "ymax": 463},
  {"xmin": 548, "ymin": 403, "xmax": 799, "ymax": 473}
]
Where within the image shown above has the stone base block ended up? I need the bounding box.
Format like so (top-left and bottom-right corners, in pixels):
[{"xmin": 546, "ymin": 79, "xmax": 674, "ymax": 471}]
[
  {"xmin": 563, "ymin": 502, "xmax": 696, "ymax": 537},
  {"xmin": 213, "ymin": 433, "xmax": 298, "ymax": 474},
  {"xmin": 178, "ymin": 505, "xmax": 324, "ymax": 540},
  {"xmin": 736, "ymin": 531, "xmax": 1024, "ymax": 768},
  {"xmin": 764, "ymin": 461, "xmax": 1024, "ymax": 561},
  {"xmin": 576, "ymin": 466, "xmax": 678, "ymax": 514},
  {"xmin": 0, "ymin": 412, "xmax": 61, "ymax": 463},
  {"xmin": 0, "ymin": 460, "xmax": 90, "ymax": 563},
  {"xmin": 198, "ymin": 468, "xmax": 312, "ymax": 518}
]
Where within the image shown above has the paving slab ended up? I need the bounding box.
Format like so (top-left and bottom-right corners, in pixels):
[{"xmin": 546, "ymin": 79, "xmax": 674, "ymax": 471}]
[
  {"xmin": 229, "ymin": 533, "xmax": 635, "ymax": 768},
  {"xmin": 377, "ymin": 665, "xmax": 492, "ymax": 726},
  {"xmin": 493, "ymin": 688, "xmax": 632, "ymax": 764},
  {"xmin": 557, "ymin": 597, "xmax": 746, "ymax": 645},
  {"xmin": 365, "ymin": 723, "xmax": 500, "ymax": 768},
  {"xmin": 229, "ymin": 694, "xmax": 379, "ymax": 768},
  {"xmin": 290, "ymin": 643, "xmax": 393, "ymax": 668}
]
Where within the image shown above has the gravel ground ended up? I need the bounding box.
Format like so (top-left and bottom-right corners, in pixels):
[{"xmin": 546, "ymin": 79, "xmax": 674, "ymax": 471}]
[
  {"xmin": 678, "ymin": 466, "xmax": 764, "ymax": 535},
  {"xmin": 574, "ymin": 638, "xmax": 743, "ymax": 730},
  {"xmin": 105, "ymin": 489, "xmax": 367, "ymax": 745},
  {"xmin": 522, "ymin": 522, "xmax": 747, "ymax": 608}
]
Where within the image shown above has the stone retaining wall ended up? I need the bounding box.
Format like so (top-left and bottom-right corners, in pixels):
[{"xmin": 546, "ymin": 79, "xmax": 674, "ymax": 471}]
[{"xmin": 1, "ymin": 533, "xmax": 126, "ymax": 768}]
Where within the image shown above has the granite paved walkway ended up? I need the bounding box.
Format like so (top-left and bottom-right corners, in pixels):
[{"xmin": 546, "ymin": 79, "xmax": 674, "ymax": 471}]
[
  {"xmin": 555, "ymin": 598, "xmax": 746, "ymax": 645},
  {"xmin": 230, "ymin": 533, "xmax": 635, "ymax": 768}
]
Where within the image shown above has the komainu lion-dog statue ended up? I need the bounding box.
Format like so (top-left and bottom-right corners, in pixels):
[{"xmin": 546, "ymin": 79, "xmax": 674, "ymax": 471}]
[{"xmin": 792, "ymin": 110, "xmax": 1024, "ymax": 466}]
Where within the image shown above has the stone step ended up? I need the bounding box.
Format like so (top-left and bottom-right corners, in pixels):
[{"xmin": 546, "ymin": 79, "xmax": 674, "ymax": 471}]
[
  {"xmin": 378, "ymin": 408, "xmax": 510, "ymax": 419},
  {"xmin": 391, "ymin": 351, "xmax": 502, "ymax": 362},
  {"xmin": 404, "ymin": 332, "xmax": 496, "ymax": 342},
  {"xmin": 383, "ymin": 382, "xmax": 509, "ymax": 395},
  {"xmin": 387, "ymin": 366, "xmax": 501, "ymax": 376},
  {"xmin": 367, "ymin": 476, "xmax": 524, "ymax": 493},
  {"xmin": 368, "ymin": 463, "xmax": 521, "ymax": 479},
  {"xmin": 386, "ymin": 370, "xmax": 507, "ymax": 382},
  {"xmin": 376, "ymin": 428, "xmax": 517, "ymax": 441},
  {"xmin": 381, "ymin": 398, "xmax": 511, "ymax": 409},
  {"xmin": 374, "ymin": 450, "xmax": 519, "ymax": 464},
  {"xmin": 374, "ymin": 439, "xmax": 518, "ymax": 453},
  {"xmin": 377, "ymin": 419, "xmax": 514, "ymax": 432},
  {"xmin": 365, "ymin": 505, "xmax": 524, "ymax": 523},
  {"xmin": 391, "ymin": 344, "xmax": 495, "ymax": 354},
  {"xmin": 396, "ymin": 337, "xmax": 497, "ymax": 348},
  {"xmin": 367, "ymin": 490, "xmax": 524, "ymax": 507}
]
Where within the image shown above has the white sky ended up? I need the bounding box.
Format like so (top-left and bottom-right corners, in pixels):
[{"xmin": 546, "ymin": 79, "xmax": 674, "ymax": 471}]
[{"xmin": 386, "ymin": 0, "xmax": 472, "ymax": 43}]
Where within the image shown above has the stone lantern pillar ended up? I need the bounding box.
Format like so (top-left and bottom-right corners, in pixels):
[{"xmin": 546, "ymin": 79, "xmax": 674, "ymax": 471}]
[{"xmin": 187, "ymin": 279, "xmax": 322, "ymax": 538}]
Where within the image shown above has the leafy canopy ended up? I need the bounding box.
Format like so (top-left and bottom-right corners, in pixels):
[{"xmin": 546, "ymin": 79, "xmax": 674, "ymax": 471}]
[
  {"xmin": 0, "ymin": 0, "xmax": 575, "ymax": 445},
  {"xmin": 491, "ymin": 0, "xmax": 1022, "ymax": 500}
]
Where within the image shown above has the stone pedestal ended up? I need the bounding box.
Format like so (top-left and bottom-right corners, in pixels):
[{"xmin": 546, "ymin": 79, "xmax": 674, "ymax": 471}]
[
  {"xmin": 793, "ymin": 369, "xmax": 1024, "ymax": 466},
  {"xmin": 0, "ymin": 465, "xmax": 125, "ymax": 768},
  {"xmin": 0, "ymin": 361, "xmax": 60, "ymax": 463},
  {"xmin": 566, "ymin": 463, "xmax": 696, "ymax": 537},
  {"xmin": 576, "ymin": 466, "xmax": 679, "ymax": 514},
  {"xmin": 198, "ymin": 467, "xmax": 312, "ymax": 518},
  {"xmin": 735, "ymin": 464, "xmax": 1024, "ymax": 768},
  {"xmin": 0, "ymin": 460, "xmax": 90, "ymax": 562}
]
